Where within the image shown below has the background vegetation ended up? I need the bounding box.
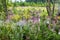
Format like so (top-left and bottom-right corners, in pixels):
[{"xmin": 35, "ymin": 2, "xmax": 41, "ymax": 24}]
[{"xmin": 0, "ymin": 0, "xmax": 60, "ymax": 40}]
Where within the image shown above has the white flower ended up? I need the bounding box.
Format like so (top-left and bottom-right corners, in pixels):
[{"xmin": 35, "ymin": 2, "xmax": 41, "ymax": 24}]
[
  {"xmin": 39, "ymin": 19, "xmax": 40, "ymax": 22},
  {"xmin": 17, "ymin": 20, "xmax": 27, "ymax": 26},
  {"xmin": 47, "ymin": 21, "xmax": 49, "ymax": 24},
  {"xmin": 58, "ymin": 32, "xmax": 60, "ymax": 34}
]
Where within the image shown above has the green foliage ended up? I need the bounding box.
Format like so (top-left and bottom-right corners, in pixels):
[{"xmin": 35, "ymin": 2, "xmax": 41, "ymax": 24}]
[
  {"xmin": 0, "ymin": 22, "xmax": 60, "ymax": 40},
  {"xmin": 10, "ymin": 2, "xmax": 46, "ymax": 7},
  {"xmin": 0, "ymin": 12, "xmax": 6, "ymax": 20},
  {"xmin": 0, "ymin": 1, "xmax": 58, "ymax": 39}
]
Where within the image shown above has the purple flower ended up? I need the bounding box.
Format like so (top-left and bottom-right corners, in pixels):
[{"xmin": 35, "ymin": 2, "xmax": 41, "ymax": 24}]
[{"xmin": 31, "ymin": 16, "xmax": 40, "ymax": 24}]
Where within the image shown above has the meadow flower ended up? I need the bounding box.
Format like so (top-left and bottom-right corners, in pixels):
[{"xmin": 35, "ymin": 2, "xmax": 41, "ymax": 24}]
[
  {"xmin": 16, "ymin": 20, "xmax": 27, "ymax": 26},
  {"xmin": 11, "ymin": 14, "xmax": 21, "ymax": 21},
  {"xmin": 57, "ymin": 16, "xmax": 60, "ymax": 19},
  {"xmin": 58, "ymin": 32, "xmax": 60, "ymax": 34}
]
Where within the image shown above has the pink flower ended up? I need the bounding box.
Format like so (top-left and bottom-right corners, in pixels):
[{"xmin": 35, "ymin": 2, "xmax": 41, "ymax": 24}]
[{"xmin": 32, "ymin": 16, "xmax": 40, "ymax": 24}]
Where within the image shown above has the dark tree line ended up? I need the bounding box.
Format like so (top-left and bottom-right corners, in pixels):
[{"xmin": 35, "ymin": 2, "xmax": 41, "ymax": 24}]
[{"xmin": 26, "ymin": 0, "xmax": 53, "ymax": 3}]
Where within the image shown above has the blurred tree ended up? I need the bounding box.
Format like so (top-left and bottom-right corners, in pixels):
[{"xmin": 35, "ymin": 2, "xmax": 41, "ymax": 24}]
[
  {"xmin": 2, "ymin": 0, "xmax": 8, "ymax": 16},
  {"xmin": 0, "ymin": 0, "xmax": 3, "ymax": 12},
  {"xmin": 46, "ymin": 0, "xmax": 56, "ymax": 29}
]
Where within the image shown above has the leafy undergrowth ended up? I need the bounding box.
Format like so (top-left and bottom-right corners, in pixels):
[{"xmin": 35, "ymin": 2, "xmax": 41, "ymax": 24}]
[{"xmin": 0, "ymin": 21, "xmax": 60, "ymax": 40}]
